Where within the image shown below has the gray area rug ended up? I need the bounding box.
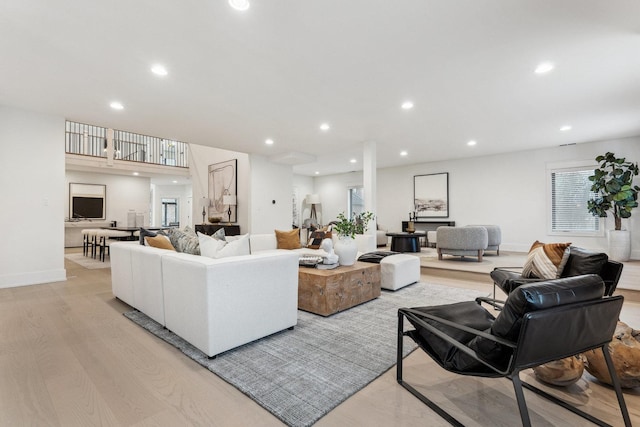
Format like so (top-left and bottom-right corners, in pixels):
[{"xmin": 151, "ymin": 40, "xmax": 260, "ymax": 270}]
[
  {"xmin": 124, "ymin": 282, "xmax": 487, "ymax": 427},
  {"xmin": 65, "ymin": 252, "xmax": 111, "ymax": 269}
]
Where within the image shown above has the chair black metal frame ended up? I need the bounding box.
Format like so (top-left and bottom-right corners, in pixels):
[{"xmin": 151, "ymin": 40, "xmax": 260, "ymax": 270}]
[
  {"xmin": 492, "ymin": 258, "xmax": 624, "ymax": 300},
  {"xmin": 397, "ymin": 295, "xmax": 631, "ymax": 427}
]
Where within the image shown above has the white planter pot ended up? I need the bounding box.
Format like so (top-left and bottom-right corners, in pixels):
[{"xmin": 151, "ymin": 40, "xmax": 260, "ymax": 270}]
[
  {"xmin": 608, "ymin": 229, "xmax": 631, "ymax": 262},
  {"xmin": 334, "ymin": 236, "xmax": 358, "ymax": 266}
]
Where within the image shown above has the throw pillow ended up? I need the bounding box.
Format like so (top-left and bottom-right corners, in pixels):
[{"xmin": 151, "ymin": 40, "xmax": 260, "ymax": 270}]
[
  {"xmin": 167, "ymin": 228, "xmax": 201, "ymax": 255},
  {"xmin": 521, "ymin": 240, "xmax": 571, "ymax": 279},
  {"xmin": 308, "ymin": 229, "xmax": 331, "ymax": 249},
  {"xmin": 139, "ymin": 227, "xmax": 157, "ymax": 245},
  {"xmin": 198, "ymin": 232, "xmax": 227, "ymax": 258},
  {"xmin": 216, "ymin": 234, "xmax": 250, "ymax": 258},
  {"xmin": 275, "ymin": 229, "xmax": 301, "ymax": 250},
  {"xmin": 211, "ymin": 227, "xmax": 226, "ymax": 241},
  {"xmin": 144, "ymin": 235, "xmax": 176, "ymax": 251}
]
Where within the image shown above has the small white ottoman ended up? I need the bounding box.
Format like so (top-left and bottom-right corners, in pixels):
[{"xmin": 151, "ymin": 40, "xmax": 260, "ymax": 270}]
[{"xmin": 380, "ymin": 254, "xmax": 421, "ymax": 291}]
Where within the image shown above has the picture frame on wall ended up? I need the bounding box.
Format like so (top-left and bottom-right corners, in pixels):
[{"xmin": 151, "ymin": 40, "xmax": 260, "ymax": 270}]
[
  {"xmin": 414, "ymin": 172, "xmax": 449, "ymax": 218},
  {"xmin": 208, "ymin": 159, "xmax": 237, "ymax": 223}
]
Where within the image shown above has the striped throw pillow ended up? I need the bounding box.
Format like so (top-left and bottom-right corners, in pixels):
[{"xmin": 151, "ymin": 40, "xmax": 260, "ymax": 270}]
[{"xmin": 521, "ymin": 240, "xmax": 571, "ymax": 279}]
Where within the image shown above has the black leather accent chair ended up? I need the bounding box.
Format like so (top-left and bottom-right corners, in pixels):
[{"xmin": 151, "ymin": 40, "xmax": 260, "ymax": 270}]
[
  {"xmin": 397, "ymin": 275, "xmax": 631, "ymax": 426},
  {"xmin": 491, "ymin": 246, "xmax": 623, "ymax": 298}
]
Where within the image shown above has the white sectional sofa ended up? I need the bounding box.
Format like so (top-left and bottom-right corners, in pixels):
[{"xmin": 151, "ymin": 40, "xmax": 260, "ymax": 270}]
[{"xmin": 111, "ymin": 239, "xmax": 299, "ymax": 357}]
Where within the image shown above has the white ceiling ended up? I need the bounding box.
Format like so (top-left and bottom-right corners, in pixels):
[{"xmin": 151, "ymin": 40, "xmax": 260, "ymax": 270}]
[{"xmin": 2, "ymin": 1, "xmax": 640, "ymax": 177}]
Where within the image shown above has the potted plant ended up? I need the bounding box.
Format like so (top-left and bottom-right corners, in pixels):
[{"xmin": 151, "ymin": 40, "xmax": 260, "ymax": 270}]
[
  {"xmin": 331, "ymin": 211, "xmax": 375, "ymax": 265},
  {"xmin": 587, "ymin": 152, "xmax": 639, "ymax": 261}
]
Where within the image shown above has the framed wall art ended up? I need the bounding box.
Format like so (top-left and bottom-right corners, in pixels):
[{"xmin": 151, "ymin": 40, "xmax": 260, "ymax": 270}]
[
  {"xmin": 414, "ymin": 172, "xmax": 449, "ymax": 218},
  {"xmin": 208, "ymin": 159, "xmax": 237, "ymax": 223}
]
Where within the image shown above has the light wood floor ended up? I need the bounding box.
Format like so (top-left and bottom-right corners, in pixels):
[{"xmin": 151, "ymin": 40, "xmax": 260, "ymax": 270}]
[{"xmin": 0, "ymin": 251, "xmax": 637, "ymax": 426}]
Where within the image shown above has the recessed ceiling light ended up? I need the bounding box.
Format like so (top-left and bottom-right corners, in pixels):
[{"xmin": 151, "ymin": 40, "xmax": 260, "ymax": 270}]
[
  {"xmin": 320, "ymin": 123, "xmax": 330, "ymax": 131},
  {"xmin": 151, "ymin": 64, "xmax": 168, "ymax": 76},
  {"xmin": 401, "ymin": 101, "xmax": 414, "ymax": 110},
  {"xmin": 229, "ymin": 0, "xmax": 250, "ymax": 11},
  {"xmin": 110, "ymin": 101, "xmax": 124, "ymax": 110},
  {"xmin": 133, "ymin": 172, "xmax": 139, "ymax": 176},
  {"xmin": 265, "ymin": 138, "xmax": 274, "ymax": 145},
  {"xmin": 315, "ymin": 171, "xmax": 319, "ymax": 175},
  {"xmin": 172, "ymin": 180, "xmax": 178, "ymax": 183},
  {"xmin": 535, "ymin": 62, "xmax": 554, "ymax": 74},
  {"xmin": 400, "ymin": 150, "xmax": 408, "ymax": 156},
  {"xmin": 467, "ymin": 140, "xmax": 477, "ymax": 146},
  {"xmin": 350, "ymin": 159, "xmax": 357, "ymax": 164},
  {"xmin": 560, "ymin": 125, "xmax": 572, "ymax": 132}
]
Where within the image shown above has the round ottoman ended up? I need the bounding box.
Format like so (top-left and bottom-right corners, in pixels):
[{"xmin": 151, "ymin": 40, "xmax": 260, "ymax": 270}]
[{"xmin": 380, "ymin": 254, "xmax": 420, "ymax": 291}]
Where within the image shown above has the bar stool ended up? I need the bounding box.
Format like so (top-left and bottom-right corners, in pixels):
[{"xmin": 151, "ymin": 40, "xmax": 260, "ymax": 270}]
[
  {"xmin": 81, "ymin": 229, "xmax": 100, "ymax": 257},
  {"xmin": 96, "ymin": 229, "xmax": 130, "ymax": 261}
]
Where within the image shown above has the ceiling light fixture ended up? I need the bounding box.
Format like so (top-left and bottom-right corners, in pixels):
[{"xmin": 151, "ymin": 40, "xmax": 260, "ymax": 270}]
[
  {"xmin": 151, "ymin": 64, "xmax": 168, "ymax": 76},
  {"xmin": 560, "ymin": 125, "xmax": 572, "ymax": 132},
  {"xmin": 320, "ymin": 123, "xmax": 330, "ymax": 131},
  {"xmin": 350, "ymin": 159, "xmax": 357, "ymax": 164},
  {"xmin": 401, "ymin": 101, "xmax": 414, "ymax": 110},
  {"xmin": 229, "ymin": 0, "xmax": 250, "ymax": 11},
  {"xmin": 172, "ymin": 180, "xmax": 178, "ymax": 184},
  {"xmin": 315, "ymin": 171, "xmax": 319, "ymax": 175},
  {"xmin": 265, "ymin": 138, "xmax": 274, "ymax": 145},
  {"xmin": 133, "ymin": 172, "xmax": 139, "ymax": 176},
  {"xmin": 110, "ymin": 101, "xmax": 124, "ymax": 110},
  {"xmin": 467, "ymin": 140, "xmax": 477, "ymax": 146},
  {"xmin": 535, "ymin": 62, "xmax": 554, "ymax": 74},
  {"xmin": 400, "ymin": 150, "xmax": 408, "ymax": 156}
]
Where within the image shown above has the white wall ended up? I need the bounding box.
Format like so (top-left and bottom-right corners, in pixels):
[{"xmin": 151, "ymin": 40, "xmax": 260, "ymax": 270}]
[
  {"xmin": 249, "ymin": 155, "xmax": 294, "ymax": 233},
  {"xmin": 315, "ymin": 137, "xmax": 640, "ymax": 258},
  {"xmin": 189, "ymin": 144, "xmax": 249, "ymax": 230},
  {"xmin": 0, "ymin": 106, "xmax": 66, "ymax": 288},
  {"xmin": 65, "ymin": 171, "xmax": 151, "ymax": 226},
  {"xmin": 293, "ymin": 174, "xmax": 315, "ymax": 227}
]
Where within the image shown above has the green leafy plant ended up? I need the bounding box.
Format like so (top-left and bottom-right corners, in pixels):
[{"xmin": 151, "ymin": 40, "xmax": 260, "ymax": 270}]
[
  {"xmin": 587, "ymin": 152, "xmax": 639, "ymax": 230},
  {"xmin": 332, "ymin": 211, "xmax": 375, "ymax": 238}
]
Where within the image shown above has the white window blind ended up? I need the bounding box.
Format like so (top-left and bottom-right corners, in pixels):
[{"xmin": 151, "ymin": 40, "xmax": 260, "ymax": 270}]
[{"xmin": 550, "ymin": 168, "xmax": 599, "ymax": 233}]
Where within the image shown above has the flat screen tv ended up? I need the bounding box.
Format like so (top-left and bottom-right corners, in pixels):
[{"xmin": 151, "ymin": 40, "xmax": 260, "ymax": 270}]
[{"xmin": 72, "ymin": 196, "xmax": 105, "ymax": 219}]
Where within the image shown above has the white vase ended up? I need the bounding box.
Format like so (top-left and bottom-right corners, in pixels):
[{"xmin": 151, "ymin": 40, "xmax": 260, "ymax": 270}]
[
  {"xmin": 334, "ymin": 235, "xmax": 358, "ymax": 266},
  {"xmin": 608, "ymin": 229, "xmax": 631, "ymax": 262}
]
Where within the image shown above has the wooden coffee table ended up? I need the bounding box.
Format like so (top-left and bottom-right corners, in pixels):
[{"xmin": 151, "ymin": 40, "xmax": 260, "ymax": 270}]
[{"xmin": 298, "ymin": 261, "xmax": 381, "ymax": 316}]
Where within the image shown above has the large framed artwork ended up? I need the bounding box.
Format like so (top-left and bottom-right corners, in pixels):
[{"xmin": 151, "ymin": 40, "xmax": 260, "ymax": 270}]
[
  {"xmin": 208, "ymin": 159, "xmax": 237, "ymax": 223},
  {"xmin": 414, "ymin": 172, "xmax": 449, "ymax": 218}
]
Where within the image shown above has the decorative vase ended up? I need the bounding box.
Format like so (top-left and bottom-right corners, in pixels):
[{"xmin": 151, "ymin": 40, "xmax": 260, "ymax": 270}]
[
  {"xmin": 608, "ymin": 229, "xmax": 631, "ymax": 262},
  {"xmin": 406, "ymin": 221, "xmax": 415, "ymax": 233},
  {"xmin": 334, "ymin": 235, "xmax": 358, "ymax": 266}
]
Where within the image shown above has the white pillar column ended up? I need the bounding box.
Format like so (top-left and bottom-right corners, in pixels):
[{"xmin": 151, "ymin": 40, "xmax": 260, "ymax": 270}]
[{"xmin": 363, "ymin": 141, "xmax": 377, "ymax": 251}]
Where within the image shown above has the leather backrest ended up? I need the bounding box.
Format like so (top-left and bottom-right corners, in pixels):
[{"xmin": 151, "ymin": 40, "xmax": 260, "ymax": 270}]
[
  {"xmin": 560, "ymin": 246, "xmax": 608, "ymax": 278},
  {"xmin": 491, "ymin": 274, "xmax": 605, "ymax": 341}
]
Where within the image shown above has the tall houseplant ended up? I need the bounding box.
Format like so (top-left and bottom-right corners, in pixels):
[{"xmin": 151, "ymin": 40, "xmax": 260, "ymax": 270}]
[{"xmin": 587, "ymin": 152, "xmax": 639, "ymax": 261}]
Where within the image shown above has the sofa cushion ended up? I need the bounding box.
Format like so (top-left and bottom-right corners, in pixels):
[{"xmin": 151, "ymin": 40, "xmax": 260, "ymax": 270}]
[
  {"xmin": 275, "ymin": 229, "xmax": 301, "ymax": 249},
  {"xmin": 145, "ymin": 235, "xmax": 175, "ymax": 250},
  {"xmin": 168, "ymin": 228, "xmax": 200, "ymax": 255},
  {"xmin": 521, "ymin": 241, "xmax": 571, "ymax": 279},
  {"xmin": 211, "ymin": 227, "xmax": 226, "ymax": 241}
]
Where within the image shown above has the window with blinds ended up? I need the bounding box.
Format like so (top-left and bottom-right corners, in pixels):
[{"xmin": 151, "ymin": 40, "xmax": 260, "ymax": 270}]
[{"xmin": 550, "ymin": 168, "xmax": 600, "ymax": 234}]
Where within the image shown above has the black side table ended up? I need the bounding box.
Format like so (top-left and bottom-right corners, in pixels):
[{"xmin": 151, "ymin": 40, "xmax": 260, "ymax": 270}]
[
  {"xmin": 195, "ymin": 224, "xmax": 241, "ymax": 236},
  {"xmin": 386, "ymin": 231, "xmax": 426, "ymax": 253}
]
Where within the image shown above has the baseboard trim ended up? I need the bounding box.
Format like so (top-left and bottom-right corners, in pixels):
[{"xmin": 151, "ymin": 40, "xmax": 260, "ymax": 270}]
[{"xmin": 0, "ymin": 269, "xmax": 67, "ymax": 289}]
